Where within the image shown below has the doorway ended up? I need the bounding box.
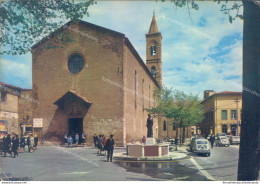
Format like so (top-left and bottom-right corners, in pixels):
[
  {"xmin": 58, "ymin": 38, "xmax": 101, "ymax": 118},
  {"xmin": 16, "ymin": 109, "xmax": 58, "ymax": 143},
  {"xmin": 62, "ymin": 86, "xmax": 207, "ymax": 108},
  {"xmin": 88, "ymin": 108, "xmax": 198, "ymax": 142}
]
[{"xmin": 68, "ymin": 118, "xmax": 83, "ymax": 143}]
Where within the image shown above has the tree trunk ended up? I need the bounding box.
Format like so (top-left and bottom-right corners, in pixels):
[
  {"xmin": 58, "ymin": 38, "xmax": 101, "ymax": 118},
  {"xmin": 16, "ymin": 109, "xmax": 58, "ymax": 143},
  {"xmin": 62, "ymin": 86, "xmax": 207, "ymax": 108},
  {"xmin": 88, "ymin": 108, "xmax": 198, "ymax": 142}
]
[
  {"xmin": 182, "ymin": 127, "xmax": 186, "ymax": 144},
  {"xmin": 238, "ymin": 0, "xmax": 260, "ymax": 181},
  {"xmin": 179, "ymin": 120, "xmax": 182, "ymax": 147}
]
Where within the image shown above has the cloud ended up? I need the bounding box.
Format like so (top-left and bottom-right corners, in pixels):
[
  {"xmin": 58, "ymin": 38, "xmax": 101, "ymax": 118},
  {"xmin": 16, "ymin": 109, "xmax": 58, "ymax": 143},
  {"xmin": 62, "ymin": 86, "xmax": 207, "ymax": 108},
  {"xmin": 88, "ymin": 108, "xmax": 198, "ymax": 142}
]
[{"xmin": 0, "ymin": 58, "xmax": 32, "ymax": 89}]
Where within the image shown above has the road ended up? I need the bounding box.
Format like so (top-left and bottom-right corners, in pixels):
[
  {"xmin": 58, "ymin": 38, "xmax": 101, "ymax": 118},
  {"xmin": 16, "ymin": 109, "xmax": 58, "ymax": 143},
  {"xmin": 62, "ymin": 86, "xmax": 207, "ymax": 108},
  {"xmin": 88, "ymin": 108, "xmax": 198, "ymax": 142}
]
[
  {"xmin": 186, "ymin": 145, "xmax": 240, "ymax": 181},
  {"xmin": 0, "ymin": 144, "xmax": 240, "ymax": 181}
]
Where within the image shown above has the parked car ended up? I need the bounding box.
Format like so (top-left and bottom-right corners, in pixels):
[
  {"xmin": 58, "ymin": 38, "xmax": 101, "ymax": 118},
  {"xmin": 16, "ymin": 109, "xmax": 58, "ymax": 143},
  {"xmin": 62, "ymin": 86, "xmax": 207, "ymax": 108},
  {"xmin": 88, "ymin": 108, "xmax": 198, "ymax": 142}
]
[
  {"xmin": 215, "ymin": 136, "xmax": 230, "ymax": 147},
  {"xmin": 216, "ymin": 133, "xmax": 227, "ymax": 137},
  {"xmin": 190, "ymin": 138, "xmax": 211, "ymax": 157},
  {"xmin": 229, "ymin": 136, "xmax": 240, "ymax": 145}
]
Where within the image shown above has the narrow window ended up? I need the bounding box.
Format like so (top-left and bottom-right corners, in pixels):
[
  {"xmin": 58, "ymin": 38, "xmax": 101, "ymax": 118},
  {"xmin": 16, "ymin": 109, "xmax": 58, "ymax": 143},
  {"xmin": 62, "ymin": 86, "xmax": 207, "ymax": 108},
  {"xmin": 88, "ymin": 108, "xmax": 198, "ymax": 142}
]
[
  {"xmin": 149, "ymin": 85, "xmax": 151, "ymax": 108},
  {"xmin": 151, "ymin": 66, "xmax": 156, "ymax": 78},
  {"xmin": 151, "ymin": 46, "xmax": 156, "ymax": 56},
  {"xmin": 135, "ymin": 70, "xmax": 137, "ymax": 108},
  {"xmin": 142, "ymin": 79, "xmax": 144, "ymax": 111},
  {"xmin": 1, "ymin": 91, "xmax": 7, "ymax": 102},
  {"xmin": 163, "ymin": 121, "xmax": 166, "ymax": 131},
  {"xmin": 222, "ymin": 110, "xmax": 227, "ymax": 120},
  {"xmin": 231, "ymin": 110, "xmax": 237, "ymax": 120},
  {"xmin": 222, "ymin": 125, "xmax": 227, "ymax": 134}
]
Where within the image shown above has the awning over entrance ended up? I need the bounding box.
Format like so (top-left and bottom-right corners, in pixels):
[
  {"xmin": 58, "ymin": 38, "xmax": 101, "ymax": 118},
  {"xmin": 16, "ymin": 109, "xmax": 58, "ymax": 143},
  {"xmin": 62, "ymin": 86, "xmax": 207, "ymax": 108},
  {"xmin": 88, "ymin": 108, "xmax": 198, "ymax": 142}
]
[{"xmin": 54, "ymin": 91, "xmax": 92, "ymax": 109}]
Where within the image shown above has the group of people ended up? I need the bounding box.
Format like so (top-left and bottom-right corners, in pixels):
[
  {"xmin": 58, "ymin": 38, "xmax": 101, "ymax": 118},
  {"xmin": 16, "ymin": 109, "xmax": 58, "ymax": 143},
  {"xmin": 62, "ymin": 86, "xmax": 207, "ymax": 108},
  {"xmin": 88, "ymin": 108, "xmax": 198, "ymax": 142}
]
[
  {"xmin": 1, "ymin": 134, "xmax": 38, "ymax": 158},
  {"xmin": 64, "ymin": 132, "xmax": 86, "ymax": 148},
  {"xmin": 93, "ymin": 134, "xmax": 114, "ymax": 162}
]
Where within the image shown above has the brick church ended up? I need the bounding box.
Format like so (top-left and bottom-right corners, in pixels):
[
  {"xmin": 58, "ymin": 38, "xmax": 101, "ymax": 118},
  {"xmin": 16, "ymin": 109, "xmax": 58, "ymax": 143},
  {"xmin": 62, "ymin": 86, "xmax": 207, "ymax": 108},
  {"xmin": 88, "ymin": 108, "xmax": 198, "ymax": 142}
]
[{"xmin": 1, "ymin": 14, "xmax": 163, "ymax": 146}]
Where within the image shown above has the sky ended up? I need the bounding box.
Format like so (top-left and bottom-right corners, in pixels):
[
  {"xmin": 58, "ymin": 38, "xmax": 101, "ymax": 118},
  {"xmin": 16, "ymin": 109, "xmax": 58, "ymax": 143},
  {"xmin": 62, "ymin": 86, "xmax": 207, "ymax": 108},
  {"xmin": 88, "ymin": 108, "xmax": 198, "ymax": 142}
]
[{"xmin": 0, "ymin": 1, "xmax": 243, "ymax": 99}]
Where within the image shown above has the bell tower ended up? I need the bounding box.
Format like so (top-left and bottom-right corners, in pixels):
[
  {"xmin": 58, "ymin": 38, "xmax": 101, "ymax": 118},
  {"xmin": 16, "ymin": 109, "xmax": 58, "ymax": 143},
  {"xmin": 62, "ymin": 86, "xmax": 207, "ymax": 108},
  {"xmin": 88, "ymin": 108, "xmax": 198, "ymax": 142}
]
[{"xmin": 146, "ymin": 12, "xmax": 162, "ymax": 87}]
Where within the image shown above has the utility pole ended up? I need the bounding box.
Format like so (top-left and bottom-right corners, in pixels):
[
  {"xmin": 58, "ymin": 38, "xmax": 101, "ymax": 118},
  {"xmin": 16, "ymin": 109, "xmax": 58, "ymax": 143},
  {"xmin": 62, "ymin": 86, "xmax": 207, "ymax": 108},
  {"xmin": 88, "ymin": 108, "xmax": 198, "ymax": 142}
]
[{"xmin": 234, "ymin": 98, "xmax": 240, "ymax": 136}]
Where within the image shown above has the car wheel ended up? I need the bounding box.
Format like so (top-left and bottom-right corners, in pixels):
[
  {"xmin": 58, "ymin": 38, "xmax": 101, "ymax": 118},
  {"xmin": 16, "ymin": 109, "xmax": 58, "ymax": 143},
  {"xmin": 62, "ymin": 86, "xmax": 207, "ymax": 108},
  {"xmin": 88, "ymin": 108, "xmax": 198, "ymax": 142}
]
[{"xmin": 227, "ymin": 145, "xmax": 229, "ymax": 147}]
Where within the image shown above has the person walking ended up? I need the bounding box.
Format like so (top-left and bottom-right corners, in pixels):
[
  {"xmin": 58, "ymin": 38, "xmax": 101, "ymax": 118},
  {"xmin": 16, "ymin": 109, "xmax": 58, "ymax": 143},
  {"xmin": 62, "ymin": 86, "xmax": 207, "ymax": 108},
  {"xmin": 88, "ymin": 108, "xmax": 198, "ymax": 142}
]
[
  {"xmin": 209, "ymin": 134, "xmax": 215, "ymax": 149},
  {"xmin": 12, "ymin": 135, "xmax": 19, "ymax": 158},
  {"xmin": 93, "ymin": 134, "xmax": 98, "ymax": 148},
  {"xmin": 34, "ymin": 135, "xmax": 38, "ymax": 150},
  {"xmin": 3, "ymin": 134, "xmax": 12, "ymax": 157},
  {"xmin": 20, "ymin": 135, "xmax": 25, "ymax": 152},
  {"xmin": 64, "ymin": 133, "xmax": 68, "ymax": 145},
  {"xmin": 82, "ymin": 133, "xmax": 86, "ymax": 145},
  {"xmin": 27, "ymin": 135, "xmax": 30, "ymax": 152},
  {"xmin": 28, "ymin": 134, "xmax": 34, "ymax": 152},
  {"xmin": 105, "ymin": 134, "xmax": 114, "ymax": 162},
  {"xmin": 71, "ymin": 131, "xmax": 76, "ymax": 144},
  {"xmin": 102, "ymin": 136, "xmax": 107, "ymax": 155},
  {"xmin": 75, "ymin": 133, "xmax": 79, "ymax": 147},
  {"xmin": 97, "ymin": 135, "xmax": 103, "ymax": 154},
  {"xmin": 67, "ymin": 135, "xmax": 73, "ymax": 148}
]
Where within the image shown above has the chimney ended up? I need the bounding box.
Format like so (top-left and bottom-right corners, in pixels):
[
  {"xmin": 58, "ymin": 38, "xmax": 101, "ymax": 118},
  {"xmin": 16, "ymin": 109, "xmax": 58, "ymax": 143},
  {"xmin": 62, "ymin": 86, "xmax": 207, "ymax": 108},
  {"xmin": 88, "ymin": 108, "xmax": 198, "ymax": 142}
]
[{"xmin": 204, "ymin": 90, "xmax": 215, "ymax": 100}]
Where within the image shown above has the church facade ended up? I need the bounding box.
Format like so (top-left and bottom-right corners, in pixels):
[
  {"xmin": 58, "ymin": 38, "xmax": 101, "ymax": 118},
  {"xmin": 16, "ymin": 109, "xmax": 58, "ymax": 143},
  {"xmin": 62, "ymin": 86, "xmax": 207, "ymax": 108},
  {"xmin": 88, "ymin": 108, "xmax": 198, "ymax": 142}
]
[{"xmin": 29, "ymin": 14, "xmax": 163, "ymax": 146}]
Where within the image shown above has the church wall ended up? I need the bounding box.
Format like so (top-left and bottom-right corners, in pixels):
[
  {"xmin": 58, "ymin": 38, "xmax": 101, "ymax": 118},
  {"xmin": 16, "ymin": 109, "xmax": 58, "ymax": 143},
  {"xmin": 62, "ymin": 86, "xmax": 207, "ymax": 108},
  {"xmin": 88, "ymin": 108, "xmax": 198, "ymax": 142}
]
[
  {"xmin": 18, "ymin": 90, "xmax": 34, "ymax": 137},
  {"xmin": 32, "ymin": 23, "xmax": 125, "ymax": 145},
  {"xmin": 123, "ymin": 42, "xmax": 159, "ymax": 144}
]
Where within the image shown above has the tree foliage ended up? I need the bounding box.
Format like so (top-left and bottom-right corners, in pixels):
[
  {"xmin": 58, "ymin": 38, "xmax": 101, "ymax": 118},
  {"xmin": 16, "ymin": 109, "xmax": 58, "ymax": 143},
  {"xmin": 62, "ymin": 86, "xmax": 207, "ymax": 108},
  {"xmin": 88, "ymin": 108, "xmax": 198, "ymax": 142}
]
[
  {"xmin": 0, "ymin": 0, "xmax": 95, "ymax": 55},
  {"xmin": 159, "ymin": 0, "xmax": 243, "ymax": 23},
  {"xmin": 147, "ymin": 86, "xmax": 204, "ymax": 128}
]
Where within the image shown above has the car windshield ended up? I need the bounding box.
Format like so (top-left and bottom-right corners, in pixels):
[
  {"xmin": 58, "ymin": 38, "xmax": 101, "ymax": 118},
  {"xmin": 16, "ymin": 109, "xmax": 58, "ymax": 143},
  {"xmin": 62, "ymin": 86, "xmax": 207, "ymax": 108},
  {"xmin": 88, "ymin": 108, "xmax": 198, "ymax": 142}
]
[
  {"xmin": 218, "ymin": 133, "xmax": 226, "ymax": 136},
  {"xmin": 197, "ymin": 141, "xmax": 207, "ymax": 144},
  {"xmin": 233, "ymin": 136, "xmax": 240, "ymax": 139},
  {"xmin": 221, "ymin": 137, "xmax": 228, "ymax": 140}
]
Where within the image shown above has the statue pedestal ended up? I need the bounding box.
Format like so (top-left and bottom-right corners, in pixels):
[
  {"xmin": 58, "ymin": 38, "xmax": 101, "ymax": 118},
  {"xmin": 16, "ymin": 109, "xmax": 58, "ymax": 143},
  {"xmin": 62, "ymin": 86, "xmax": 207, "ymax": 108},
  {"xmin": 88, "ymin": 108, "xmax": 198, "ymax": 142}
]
[{"xmin": 145, "ymin": 137, "xmax": 155, "ymax": 145}]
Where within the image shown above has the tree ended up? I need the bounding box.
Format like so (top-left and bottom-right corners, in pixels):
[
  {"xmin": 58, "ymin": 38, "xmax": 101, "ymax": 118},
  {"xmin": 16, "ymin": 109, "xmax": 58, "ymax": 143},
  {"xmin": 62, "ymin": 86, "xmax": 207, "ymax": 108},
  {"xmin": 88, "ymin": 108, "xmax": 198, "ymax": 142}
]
[
  {"xmin": 147, "ymin": 87, "xmax": 204, "ymax": 146},
  {"xmin": 0, "ymin": 0, "xmax": 95, "ymax": 55}
]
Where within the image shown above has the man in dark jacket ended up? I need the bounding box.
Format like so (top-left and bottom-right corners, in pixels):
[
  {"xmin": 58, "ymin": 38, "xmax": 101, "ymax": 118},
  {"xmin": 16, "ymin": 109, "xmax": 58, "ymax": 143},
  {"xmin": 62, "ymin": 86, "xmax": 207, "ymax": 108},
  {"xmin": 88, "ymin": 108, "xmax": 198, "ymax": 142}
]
[
  {"xmin": 209, "ymin": 134, "xmax": 215, "ymax": 149},
  {"xmin": 12, "ymin": 135, "xmax": 19, "ymax": 158},
  {"xmin": 93, "ymin": 134, "xmax": 98, "ymax": 148},
  {"xmin": 20, "ymin": 136, "xmax": 26, "ymax": 152},
  {"xmin": 105, "ymin": 134, "xmax": 114, "ymax": 162},
  {"xmin": 3, "ymin": 134, "xmax": 12, "ymax": 157}
]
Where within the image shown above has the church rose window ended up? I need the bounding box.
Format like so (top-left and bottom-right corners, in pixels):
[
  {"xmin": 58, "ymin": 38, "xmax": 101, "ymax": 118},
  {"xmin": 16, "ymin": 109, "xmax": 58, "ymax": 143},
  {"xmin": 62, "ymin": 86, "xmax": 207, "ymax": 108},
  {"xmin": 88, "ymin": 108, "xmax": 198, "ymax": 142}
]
[{"xmin": 68, "ymin": 54, "xmax": 84, "ymax": 74}]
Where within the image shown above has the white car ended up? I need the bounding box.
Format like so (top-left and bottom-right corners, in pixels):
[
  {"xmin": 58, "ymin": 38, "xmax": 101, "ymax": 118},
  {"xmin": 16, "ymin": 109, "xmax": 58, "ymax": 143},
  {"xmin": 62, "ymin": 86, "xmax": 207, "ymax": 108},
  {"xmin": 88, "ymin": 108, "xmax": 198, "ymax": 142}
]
[
  {"xmin": 229, "ymin": 136, "xmax": 240, "ymax": 145},
  {"xmin": 215, "ymin": 136, "xmax": 230, "ymax": 147},
  {"xmin": 190, "ymin": 138, "xmax": 211, "ymax": 157}
]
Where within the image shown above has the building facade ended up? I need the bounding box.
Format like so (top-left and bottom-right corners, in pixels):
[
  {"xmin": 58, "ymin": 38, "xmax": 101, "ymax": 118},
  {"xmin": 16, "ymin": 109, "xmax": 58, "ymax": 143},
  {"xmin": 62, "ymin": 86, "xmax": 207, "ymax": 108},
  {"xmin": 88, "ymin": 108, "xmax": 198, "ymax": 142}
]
[
  {"xmin": 198, "ymin": 90, "xmax": 242, "ymax": 137},
  {"xmin": 0, "ymin": 82, "xmax": 35, "ymax": 138},
  {"xmin": 29, "ymin": 15, "xmax": 162, "ymax": 146}
]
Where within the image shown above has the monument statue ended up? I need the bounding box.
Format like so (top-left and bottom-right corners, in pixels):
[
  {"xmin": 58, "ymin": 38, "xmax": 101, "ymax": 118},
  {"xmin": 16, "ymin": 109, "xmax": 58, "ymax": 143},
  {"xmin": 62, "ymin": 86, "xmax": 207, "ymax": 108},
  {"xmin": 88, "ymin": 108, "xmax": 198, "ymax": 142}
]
[{"xmin": 146, "ymin": 114, "xmax": 153, "ymax": 138}]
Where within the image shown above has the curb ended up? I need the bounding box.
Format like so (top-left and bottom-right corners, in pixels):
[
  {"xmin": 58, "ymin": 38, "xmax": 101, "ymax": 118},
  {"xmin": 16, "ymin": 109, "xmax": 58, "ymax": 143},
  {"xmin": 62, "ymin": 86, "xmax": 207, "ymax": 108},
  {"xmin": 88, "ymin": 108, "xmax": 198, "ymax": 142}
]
[{"xmin": 114, "ymin": 155, "xmax": 191, "ymax": 162}]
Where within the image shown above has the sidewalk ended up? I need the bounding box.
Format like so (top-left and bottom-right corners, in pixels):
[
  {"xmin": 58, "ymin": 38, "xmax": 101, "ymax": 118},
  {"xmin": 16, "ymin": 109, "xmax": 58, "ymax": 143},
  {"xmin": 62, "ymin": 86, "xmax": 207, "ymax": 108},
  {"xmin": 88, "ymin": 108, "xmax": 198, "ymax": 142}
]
[{"xmin": 113, "ymin": 144, "xmax": 190, "ymax": 161}]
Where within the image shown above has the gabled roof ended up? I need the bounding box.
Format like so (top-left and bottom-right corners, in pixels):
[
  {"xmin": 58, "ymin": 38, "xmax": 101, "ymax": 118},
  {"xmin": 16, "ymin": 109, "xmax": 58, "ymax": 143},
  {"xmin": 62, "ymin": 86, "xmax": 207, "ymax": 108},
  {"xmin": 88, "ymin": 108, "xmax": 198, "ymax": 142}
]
[
  {"xmin": 54, "ymin": 90, "xmax": 92, "ymax": 109},
  {"xmin": 31, "ymin": 19, "xmax": 125, "ymax": 50}
]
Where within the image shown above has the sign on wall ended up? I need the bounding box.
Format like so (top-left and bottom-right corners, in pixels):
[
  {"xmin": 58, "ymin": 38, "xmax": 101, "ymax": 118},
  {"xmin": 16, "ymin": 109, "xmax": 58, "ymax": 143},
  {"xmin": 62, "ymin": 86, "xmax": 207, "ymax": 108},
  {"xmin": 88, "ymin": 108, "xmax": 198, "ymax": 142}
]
[
  {"xmin": 0, "ymin": 111, "xmax": 18, "ymax": 119},
  {"xmin": 33, "ymin": 118, "xmax": 43, "ymax": 128},
  {"xmin": 0, "ymin": 120, "xmax": 8, "ymax": 138}
]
